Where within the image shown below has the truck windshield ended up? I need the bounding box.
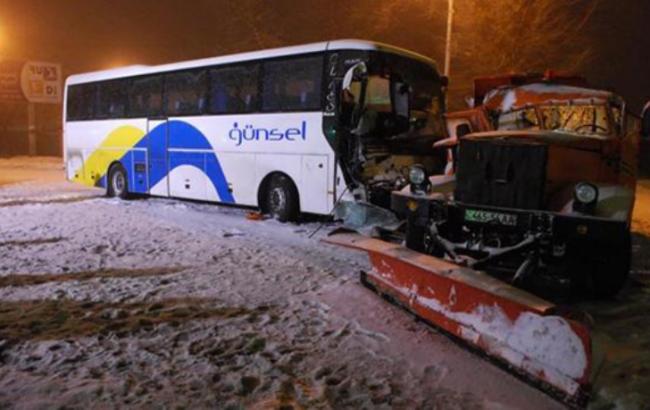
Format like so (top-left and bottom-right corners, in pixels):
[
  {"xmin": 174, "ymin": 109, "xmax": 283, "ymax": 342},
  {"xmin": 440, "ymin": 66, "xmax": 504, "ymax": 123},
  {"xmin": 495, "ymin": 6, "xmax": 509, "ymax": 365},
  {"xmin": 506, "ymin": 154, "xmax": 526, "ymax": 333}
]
[
  {"xmin": 498, "ymin": 103, "xmax": 614, "ymax": 136},
  {"xmin": 539, "ymin": 104, "xmax": 611, "ymax": 135}
]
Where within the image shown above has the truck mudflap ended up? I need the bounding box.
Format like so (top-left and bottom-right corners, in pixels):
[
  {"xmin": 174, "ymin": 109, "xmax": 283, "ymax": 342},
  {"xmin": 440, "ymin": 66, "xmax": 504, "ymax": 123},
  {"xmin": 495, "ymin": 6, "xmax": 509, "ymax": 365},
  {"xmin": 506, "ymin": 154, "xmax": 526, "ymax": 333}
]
[{"xmin": 324, "ymin": 232, "xmax": 595, "ymax": 406}]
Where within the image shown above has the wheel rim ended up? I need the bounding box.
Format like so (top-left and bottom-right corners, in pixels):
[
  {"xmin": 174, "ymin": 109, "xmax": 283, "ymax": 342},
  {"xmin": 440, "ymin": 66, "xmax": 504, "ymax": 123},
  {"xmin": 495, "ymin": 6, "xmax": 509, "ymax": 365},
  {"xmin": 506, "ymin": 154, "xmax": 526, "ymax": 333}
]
[
  {"xmin": 112, "ymin": 170, "xmax": 125, "ymax": 196},
  {"xmin": 269, "ymin": 187, "xmax": 286, "ymax": 215}
]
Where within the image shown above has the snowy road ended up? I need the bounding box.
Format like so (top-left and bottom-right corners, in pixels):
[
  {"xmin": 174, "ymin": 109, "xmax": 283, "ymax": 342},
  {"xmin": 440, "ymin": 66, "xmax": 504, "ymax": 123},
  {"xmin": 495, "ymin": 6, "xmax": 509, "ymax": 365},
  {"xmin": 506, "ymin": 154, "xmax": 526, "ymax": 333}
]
[{"xmin": 0, "ymin": 157, "xmax": 644, "ymax": 409}]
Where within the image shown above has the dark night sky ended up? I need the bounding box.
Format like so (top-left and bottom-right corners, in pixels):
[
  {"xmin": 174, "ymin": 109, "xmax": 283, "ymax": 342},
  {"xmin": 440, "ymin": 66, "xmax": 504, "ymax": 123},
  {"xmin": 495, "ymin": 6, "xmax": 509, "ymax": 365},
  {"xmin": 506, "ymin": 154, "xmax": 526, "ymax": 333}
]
[{"xmin": 2, "ymin": 0, "xmax": 650, "ymax": 111}]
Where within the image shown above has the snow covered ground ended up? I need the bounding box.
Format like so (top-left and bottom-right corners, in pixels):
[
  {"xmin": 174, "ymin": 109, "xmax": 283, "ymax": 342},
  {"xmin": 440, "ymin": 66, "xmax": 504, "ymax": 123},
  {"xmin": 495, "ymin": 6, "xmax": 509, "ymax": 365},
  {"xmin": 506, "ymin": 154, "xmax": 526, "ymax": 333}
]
[{"xmin": 0, "ymin": 157, "xmax": 647, "ymax": 409}]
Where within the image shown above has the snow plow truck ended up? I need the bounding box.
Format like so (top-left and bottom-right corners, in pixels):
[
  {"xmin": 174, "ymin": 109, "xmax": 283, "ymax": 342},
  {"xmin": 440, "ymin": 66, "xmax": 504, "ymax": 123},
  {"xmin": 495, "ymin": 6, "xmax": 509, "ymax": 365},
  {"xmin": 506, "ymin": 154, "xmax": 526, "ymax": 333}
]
[{"xmin": 326, "ymin": 72, "xmax": 641, "ymax": 406}]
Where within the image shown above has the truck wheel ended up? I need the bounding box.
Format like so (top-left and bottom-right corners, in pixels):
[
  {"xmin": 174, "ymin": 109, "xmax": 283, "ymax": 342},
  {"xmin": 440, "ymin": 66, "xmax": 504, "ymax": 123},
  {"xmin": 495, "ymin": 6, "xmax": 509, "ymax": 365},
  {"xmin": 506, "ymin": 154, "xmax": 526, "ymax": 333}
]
[
  {"xmin": 589, "ymin": 234, "xmax": 631, "ymax": 299},
  {"xmin": 265, "ymin": 174, "xmax": 299, "ymax": 222},
  {"xmin": 107, "ymin": 163, "xmax": 130, "ymax": 199}
]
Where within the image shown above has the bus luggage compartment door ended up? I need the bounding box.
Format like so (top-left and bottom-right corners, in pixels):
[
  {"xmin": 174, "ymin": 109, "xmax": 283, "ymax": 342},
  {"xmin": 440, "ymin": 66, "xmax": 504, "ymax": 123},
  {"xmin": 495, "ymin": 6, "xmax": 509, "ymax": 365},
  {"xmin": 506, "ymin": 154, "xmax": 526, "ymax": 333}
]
[
  {"xmin": 168, "ymin": 151, "xmax": 207, "ymax": 201},
  {"xmin": 301, "ymin": 155, "xmax": 329, "ymax": 214},
  {"xmin": 147, "ymin": 119, "xmax": 170, "ymax": 196}
]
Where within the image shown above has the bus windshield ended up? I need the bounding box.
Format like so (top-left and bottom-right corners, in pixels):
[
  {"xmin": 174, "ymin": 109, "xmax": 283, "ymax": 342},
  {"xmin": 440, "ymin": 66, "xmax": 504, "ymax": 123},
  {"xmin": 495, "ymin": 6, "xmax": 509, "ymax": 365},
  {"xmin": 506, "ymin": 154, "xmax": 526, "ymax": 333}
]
[
  {"xmin": 371, "ymin": 52, "xmax": 444, "ymax": 126},
  {"xmin": 342, "ymin": 52, "xmax": 445, "ymax": 139}
]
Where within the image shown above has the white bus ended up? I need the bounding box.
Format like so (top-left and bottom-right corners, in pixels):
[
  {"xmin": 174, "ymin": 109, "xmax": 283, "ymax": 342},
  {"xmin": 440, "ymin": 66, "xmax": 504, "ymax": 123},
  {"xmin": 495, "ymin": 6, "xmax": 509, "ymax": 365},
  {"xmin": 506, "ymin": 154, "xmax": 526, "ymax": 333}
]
[{"xmin": 64, "ymin": 40, "xmax": 447, "ymax": 221}]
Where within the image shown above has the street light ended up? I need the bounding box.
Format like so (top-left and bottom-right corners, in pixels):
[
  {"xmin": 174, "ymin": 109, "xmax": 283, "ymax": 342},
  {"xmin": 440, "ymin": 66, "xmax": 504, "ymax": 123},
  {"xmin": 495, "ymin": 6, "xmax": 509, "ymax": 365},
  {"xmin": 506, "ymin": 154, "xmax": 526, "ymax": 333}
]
[{"xmin": 444, "ymin": 0, "xmax": 454, "ymax": 77}]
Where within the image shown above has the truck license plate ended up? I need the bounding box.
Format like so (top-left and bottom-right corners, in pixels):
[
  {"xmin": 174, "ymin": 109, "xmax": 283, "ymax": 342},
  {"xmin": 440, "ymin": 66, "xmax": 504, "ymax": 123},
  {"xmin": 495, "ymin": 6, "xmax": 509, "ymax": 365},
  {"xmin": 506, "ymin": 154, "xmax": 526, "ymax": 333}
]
[{"xmin": 464, "ymin": 209, "xmax": 518, "ymax": 227}]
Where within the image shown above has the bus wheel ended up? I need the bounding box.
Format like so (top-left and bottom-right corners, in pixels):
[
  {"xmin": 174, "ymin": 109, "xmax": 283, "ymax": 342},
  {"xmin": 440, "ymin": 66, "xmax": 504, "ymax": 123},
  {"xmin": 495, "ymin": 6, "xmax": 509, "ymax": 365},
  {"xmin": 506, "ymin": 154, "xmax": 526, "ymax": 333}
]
[
  {"xmin": 107, "ymin": 163, "xmax": 130, "ymax": 199},
  {"xmin": 265, "ymin": 175, "xmax": 299, "ymax": 222}
]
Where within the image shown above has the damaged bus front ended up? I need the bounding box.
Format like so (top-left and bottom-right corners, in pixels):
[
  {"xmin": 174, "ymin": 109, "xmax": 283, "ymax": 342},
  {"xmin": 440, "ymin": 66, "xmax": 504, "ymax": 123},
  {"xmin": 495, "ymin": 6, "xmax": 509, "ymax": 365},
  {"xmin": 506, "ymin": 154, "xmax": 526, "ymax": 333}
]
[{"xmin": 323, "ymin": 47, "xmax": 447, "ymax": 226}]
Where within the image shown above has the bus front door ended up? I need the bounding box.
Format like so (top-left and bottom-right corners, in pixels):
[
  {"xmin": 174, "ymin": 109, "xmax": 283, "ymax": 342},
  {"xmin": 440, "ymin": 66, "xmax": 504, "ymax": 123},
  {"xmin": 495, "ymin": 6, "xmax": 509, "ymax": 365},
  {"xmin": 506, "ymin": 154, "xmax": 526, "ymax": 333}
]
[{"xmin": 147, "ymin": 119, "xmax": 170, "ymax": 197}]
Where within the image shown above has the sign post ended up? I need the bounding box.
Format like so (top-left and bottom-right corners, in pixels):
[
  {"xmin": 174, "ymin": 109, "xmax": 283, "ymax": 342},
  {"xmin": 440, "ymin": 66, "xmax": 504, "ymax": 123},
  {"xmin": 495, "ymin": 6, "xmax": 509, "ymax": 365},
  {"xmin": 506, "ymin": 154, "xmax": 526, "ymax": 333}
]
[
  {"xmin": 20, "ymin": 61, "xmax": 63, "ymax": 104},
  {"xmin": 27, "ymin": 103, "xmax": 36, "ymax": 156},
  {"xmin": 0, "ymin": 60, "xmax": 62, "ymax": 156}
]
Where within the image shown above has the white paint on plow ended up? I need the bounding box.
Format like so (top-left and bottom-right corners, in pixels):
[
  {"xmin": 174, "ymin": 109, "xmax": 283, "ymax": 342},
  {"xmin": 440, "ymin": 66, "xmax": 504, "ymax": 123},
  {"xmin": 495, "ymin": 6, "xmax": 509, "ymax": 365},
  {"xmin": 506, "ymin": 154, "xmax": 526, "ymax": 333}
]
[
  {"xmin": 507, "ymin": 312, "xmax": 587, "ymax": 378},
  {"xmin": 418, "ymin": 297, "xmax": 588, "ymax": 380},
  {"xmin": 371, "ymin": 268, "xmax": 587, "ymax": 382}
]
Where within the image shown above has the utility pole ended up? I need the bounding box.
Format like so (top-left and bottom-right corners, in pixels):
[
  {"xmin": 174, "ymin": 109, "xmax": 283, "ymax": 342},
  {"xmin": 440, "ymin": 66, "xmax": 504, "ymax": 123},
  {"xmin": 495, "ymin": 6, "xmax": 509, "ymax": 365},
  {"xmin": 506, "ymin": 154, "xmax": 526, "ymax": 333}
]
[{"xmin": 444, "ymin": 0, "xmax": 455, "ymax": 77}]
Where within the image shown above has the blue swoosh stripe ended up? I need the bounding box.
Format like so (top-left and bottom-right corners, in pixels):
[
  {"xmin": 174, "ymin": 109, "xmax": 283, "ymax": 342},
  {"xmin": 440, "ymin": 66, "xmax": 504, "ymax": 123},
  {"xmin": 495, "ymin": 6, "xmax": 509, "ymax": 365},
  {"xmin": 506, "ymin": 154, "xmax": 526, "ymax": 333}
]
[{"xmin": 121, "ymin": 120, "xmax": 235, "ymax": 203}]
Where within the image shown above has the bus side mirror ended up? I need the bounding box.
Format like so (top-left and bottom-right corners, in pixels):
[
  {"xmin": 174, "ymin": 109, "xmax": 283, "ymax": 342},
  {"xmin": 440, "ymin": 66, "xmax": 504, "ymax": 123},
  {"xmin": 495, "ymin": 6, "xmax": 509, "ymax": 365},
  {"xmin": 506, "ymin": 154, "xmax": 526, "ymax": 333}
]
[
  {"xmin": 342, "ymin": 62, "xmax": 367, "ymax": 92},
  {"xmin": 341, "ymin": 62, "xmax": 368, "ymax": 128}
]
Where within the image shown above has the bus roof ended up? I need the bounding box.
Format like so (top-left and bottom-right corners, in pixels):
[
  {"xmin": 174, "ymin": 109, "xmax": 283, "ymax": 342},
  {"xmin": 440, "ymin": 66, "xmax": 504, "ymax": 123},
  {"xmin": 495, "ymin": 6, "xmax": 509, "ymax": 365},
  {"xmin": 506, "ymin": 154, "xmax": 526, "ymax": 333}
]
[{"xmin": 66, "ymin": 39, "xmax": 437, "ymax": 86}]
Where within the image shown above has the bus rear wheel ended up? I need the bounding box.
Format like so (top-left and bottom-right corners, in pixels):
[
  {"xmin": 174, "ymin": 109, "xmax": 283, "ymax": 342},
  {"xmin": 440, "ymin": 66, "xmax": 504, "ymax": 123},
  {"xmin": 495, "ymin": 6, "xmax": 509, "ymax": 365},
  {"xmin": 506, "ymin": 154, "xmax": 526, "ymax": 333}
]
[
  {"xmin": 265, "ymin": 175, "xmax": 299, "ymax": 222},
  {"xmin": 107, "ymin": 163, "xmax": 130, "ymax": 199}
]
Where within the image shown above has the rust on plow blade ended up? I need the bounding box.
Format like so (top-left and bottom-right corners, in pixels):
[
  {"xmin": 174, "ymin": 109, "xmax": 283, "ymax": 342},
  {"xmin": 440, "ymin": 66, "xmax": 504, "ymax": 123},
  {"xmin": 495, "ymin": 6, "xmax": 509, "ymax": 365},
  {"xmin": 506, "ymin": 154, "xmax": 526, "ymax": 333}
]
[{"xmin": 324, "ymin": 232, "xmax": 593, "ymax": 406}]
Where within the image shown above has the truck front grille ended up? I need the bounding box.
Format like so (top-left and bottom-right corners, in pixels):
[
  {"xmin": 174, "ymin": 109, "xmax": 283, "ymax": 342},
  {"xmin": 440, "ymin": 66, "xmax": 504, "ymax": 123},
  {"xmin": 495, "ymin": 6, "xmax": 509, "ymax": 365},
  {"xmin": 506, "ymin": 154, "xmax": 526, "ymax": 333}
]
[{"xmin": 454, "ymin": 138, "xmax": 548, "ymax": 210}]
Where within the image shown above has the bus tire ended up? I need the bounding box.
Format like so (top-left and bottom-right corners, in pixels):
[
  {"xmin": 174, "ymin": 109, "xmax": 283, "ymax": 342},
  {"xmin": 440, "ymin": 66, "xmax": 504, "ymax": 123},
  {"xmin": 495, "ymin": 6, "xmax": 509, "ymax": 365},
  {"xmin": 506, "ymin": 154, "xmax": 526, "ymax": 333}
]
[
  {"xmin": 107, "ymin": 163, "xmax": 130, "ymax": 199},
  {"xmin": 265, "ymin": 174, "xmax": 299, "ymax": 222}
]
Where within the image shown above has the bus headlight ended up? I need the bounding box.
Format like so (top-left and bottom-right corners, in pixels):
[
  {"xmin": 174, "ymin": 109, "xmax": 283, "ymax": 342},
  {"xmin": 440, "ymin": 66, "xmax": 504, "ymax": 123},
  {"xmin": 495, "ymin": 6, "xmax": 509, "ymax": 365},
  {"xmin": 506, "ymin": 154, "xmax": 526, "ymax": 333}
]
[
  {"xmin": 573, "ymin": 182, "xmax": 598, "ymax": 213},
  {"xmin": 409, "ymin": 165, "xmax": 430, "ymax": 194}
]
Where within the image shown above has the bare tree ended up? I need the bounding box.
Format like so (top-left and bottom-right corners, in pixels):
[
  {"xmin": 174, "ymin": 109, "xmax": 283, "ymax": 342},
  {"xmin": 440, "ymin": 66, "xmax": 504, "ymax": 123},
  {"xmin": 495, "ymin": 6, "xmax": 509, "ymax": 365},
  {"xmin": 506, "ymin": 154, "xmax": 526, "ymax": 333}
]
[
  {"xmin": 211, "ymin": 0, "xmax": 601, "ymax": 110},
  {"xmin": 226, "ymin": 0, "xmax": 345, "ymax": 50},
  {"xmin": 226, "ymin": 0, "xmax": 285, "ymax": 50},
  {"xmin": 449, "ymin": 0, "xmax": 601, "ymax": 107}
]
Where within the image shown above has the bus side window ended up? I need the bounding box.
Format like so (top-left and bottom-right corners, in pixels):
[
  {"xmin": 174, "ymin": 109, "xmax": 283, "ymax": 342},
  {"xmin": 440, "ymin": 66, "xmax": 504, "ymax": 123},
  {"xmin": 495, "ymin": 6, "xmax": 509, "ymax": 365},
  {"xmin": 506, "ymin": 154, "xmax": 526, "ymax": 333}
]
[
  {"xmin": 66, "ymin": 83, "xmax": 96, "ymax": 121},
  {"xmin": 66, "ymin": 85, "xmax": 84, "ymax": 121},
  {"xmin": 96, "ymin": 80, "xmax": 127, "ymax": 119},
  {"xmin": 262, "ymin": 55, "xmax": 323, "ymax": 112},
  {"xmin": 128, "ymin": 76, "xmax": 163, "ymax": 118},
  {"xmin": 209, "ymin": 64, "xmax": 260, "ymax": 114},
  {"xmin": 164, "ymin": 70, "xmax": 207, "ymax": 116}
]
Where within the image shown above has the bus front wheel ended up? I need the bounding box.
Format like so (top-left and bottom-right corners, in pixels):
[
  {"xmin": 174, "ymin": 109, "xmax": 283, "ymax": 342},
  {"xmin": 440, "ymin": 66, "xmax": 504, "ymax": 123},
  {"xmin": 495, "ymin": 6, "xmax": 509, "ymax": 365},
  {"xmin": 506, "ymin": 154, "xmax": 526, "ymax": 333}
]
[
  {"xmin": 107, "ymin": 163, "xmax": 130, "ymax": 199},
  {"xmin": 265, "ymin": 175, "xmax": 299, "ymax": 222}
]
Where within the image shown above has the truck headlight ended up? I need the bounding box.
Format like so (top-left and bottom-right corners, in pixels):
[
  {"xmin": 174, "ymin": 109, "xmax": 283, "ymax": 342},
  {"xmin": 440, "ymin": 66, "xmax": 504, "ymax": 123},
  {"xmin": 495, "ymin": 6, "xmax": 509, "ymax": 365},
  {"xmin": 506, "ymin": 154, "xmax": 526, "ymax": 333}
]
[
  {"xmin": 573, "ymin": 182, "xmax": 598, "ymax": 213},
  {"xmin": 409, "ymin": 165, "xmax": 430, "ymax": 194}
]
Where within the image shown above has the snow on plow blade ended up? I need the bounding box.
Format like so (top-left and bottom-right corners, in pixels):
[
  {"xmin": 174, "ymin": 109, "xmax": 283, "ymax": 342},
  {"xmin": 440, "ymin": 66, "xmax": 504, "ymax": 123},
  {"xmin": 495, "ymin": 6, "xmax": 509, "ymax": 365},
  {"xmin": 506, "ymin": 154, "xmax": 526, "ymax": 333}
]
[{"xmin": 324, "ymin": 232, "xmax": 593, "ymax": 405}]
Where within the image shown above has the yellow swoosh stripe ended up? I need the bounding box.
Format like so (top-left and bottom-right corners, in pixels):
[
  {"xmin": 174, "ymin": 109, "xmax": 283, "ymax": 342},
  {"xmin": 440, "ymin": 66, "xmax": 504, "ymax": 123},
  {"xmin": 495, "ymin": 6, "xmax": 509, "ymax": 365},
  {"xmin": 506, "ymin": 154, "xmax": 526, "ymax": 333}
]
[{"xmin": 73, "ymin": 125, "xmax": 146, "ymax": 187}]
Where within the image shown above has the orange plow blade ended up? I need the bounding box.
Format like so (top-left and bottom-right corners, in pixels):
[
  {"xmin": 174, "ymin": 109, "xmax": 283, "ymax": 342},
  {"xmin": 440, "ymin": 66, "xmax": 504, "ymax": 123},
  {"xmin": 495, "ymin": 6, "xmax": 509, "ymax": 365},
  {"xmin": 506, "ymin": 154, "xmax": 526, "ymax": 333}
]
[{"xmin": 324, "ymin": 232, "xmax": 594, "ymax": 406}]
